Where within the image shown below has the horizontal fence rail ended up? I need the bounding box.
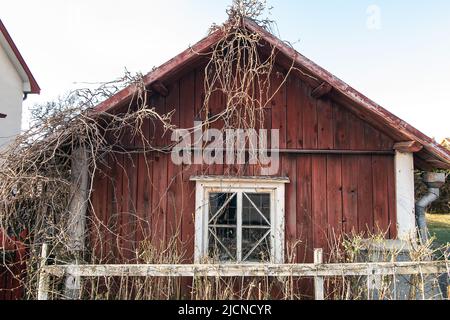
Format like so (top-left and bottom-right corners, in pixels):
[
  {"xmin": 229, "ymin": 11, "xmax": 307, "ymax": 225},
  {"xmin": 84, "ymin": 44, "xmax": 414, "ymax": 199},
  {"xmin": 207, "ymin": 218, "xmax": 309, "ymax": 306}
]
[
  {"xmin": 41, "ymin": 261, "xmax": 449, "ymax": 278},
  {"xmin": 36, "ymin": 248, "xmax": 449, "ymax": 300}
]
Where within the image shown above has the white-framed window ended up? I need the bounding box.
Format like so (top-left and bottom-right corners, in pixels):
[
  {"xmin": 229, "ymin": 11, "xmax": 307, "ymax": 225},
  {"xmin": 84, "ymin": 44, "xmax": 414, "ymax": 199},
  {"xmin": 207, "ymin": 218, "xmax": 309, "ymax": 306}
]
[{"xmin": 191, "ymin": 176, "xmax": 289, "ymax": 264}]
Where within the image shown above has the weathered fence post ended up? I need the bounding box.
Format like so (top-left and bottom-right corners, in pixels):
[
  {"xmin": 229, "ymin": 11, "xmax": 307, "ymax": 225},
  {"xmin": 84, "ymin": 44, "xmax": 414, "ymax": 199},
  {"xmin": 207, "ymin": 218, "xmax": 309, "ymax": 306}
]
[
  {"xmin": 64, "ymin": 147, "xmax": 89, "ymax": 300},
  {"xmin": 314, "ymin": 248, "xmax": 324, "ymax": 300},
  {"xmin": 37, "ymin": 243, "xmax": 49, "ymax": 300}
]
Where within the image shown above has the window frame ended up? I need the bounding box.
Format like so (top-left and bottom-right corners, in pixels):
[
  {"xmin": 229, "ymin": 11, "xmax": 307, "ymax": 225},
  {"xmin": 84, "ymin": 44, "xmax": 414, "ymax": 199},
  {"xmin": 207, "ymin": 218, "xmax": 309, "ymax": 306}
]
[{"xmin": 192, "ymin": 177, "xmax": 288, "ymax": 264}]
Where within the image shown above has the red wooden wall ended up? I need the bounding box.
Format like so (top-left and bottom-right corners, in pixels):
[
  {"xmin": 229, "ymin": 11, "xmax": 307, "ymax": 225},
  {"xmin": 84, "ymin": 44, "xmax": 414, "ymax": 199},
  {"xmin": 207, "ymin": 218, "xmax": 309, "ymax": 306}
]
[
  {"xmin": 0, "ymin": 255, "xmax": 26, "ymax": 300},
  {"xmin": 90, "ymin": 63, "xmax": 397, "ymax": 266},
  {"xmin": 0, "ymin": 235, "xmax": 27, "ymax": 301}
]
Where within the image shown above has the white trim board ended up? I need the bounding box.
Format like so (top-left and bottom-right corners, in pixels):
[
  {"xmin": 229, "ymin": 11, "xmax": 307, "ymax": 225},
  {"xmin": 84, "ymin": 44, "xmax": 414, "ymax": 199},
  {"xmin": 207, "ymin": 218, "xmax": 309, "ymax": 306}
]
[
  {"xmin": 193, "ymin": 177, "xmax": 287, "ymax": 264},
  {"xmin": 395, "ymin": 151, "xmax": 416, "ymax": 240}
]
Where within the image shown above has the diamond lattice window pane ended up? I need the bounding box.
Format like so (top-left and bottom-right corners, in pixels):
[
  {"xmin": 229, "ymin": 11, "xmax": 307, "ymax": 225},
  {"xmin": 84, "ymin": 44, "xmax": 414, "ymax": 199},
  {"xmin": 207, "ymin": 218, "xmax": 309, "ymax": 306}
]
[
  {"xmin": 208, "ymin": 227, "xmax": 237, "ymax": 261},
  {"xmin": 242, "ymin": 228, "xmax": 271, "ymax": 262},
  {"xmin": 242, "ymin": 193, "xmax": 270, "ymax": 227},
  {"xmin": 209, "ymin": 193, "xmax": 237, "ymax": 225}
]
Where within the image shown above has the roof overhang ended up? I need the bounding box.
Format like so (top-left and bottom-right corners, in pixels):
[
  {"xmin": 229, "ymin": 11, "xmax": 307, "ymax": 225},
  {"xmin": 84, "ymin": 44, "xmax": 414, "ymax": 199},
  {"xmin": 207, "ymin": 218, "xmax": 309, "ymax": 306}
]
[
  {"xmin": 0, "ymin": 19, "xmax": 40, "ymax": 95},
  {"xmin": 92, "ymin": 18, "xmax": 450, "ymax": 170}
]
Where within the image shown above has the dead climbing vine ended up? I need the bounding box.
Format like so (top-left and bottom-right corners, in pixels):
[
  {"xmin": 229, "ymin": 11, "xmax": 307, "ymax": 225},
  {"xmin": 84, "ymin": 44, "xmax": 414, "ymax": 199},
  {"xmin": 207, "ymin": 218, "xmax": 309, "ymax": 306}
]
[
  {"xmin": 3, "ymin": 0, "xmax": 441, "ymax": 301},
  {"xmin": 0, "ymin": 0, "xmax": 296, "ymax": 300},
  {"xmin": 0, "ymin": 71, "xmax": 175, "ymax": 299}
]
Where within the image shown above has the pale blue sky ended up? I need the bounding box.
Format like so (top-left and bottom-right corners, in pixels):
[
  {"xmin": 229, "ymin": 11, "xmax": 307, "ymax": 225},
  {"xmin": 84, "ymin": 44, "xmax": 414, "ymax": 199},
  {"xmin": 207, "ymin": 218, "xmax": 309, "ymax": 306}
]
[{"xmin": 1, "ymin": 0, "xmax": 449, "ymax": 141}]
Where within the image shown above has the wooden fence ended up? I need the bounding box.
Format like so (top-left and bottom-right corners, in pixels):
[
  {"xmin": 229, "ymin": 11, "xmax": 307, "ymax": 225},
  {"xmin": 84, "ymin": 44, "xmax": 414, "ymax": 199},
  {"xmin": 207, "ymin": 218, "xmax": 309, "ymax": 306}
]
[{"xmin": 37, "ymin": 249, "xmax": 449, "ymax": 300}]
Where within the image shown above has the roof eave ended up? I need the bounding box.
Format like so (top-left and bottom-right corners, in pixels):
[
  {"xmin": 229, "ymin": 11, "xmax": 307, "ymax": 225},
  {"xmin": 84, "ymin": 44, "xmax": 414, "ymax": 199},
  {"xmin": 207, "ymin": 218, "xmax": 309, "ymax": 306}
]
[{"xmin": 0, "ymin": 19, "xmax": 40, "ymax": 95}]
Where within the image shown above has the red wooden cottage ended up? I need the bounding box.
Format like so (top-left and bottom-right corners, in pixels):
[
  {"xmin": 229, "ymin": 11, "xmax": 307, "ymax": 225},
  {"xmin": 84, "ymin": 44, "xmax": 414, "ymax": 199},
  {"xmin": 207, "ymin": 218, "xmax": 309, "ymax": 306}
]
[{"xmin": 86, "ymin": 18, "xmax": 450, "ymax": 281}]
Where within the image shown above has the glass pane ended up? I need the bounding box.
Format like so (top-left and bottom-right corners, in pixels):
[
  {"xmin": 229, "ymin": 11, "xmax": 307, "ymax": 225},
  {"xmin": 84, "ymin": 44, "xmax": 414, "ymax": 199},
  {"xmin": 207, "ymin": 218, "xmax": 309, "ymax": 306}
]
[
  {"xmin": 209, "ymin": 227, "xmax": 237, "ymax": 261},
  {"xmin": 242, "ymin": 228, "xmax": 271, "ymax": 262},
  {"xmin": 242, "ymin": 193, "xmax": 270, "ymax": 227},
  {"xmin": 209, "ymin": 193, "xmax": 237, "ymax": 225}
]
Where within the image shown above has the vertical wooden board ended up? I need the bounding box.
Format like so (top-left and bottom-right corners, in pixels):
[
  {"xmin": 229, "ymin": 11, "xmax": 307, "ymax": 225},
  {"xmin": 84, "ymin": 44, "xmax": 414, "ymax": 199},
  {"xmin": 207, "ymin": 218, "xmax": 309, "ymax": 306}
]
[
  {"xmin": 166, "ymin": 80, "xmax": 180, "ymax": 118},
  {"xmin": 128, "ymin": 115, "xmax": 140, "ymax": 260},
  {"xmin": 180, "ymin": 71, "xmax": 196, "ymax": 262},
  {"xmin": 286, "ymin": 75, "xmax": 302, "ymax": 149},
  {"xmin": 363, "ymin": 123, "xmax": 383, "ymax": 151},
  {"xmin": 317, "ymin": 99, "xmax": 334, "ymax": 150},
  {"xmin": 246, "ymin": 78, "xmax": 264, "ymax": 177},
  {"xmin": 311, "ymin": 155, "xmax": 328, "ymax": 255},
  {"xmin": 297, "ymin": 155, "xmax": 313, "ymax": 263},
  {"xmin": 250, "ymin": 106, "xmax": 274, "ymax": 176},
  {"xmin": 179, "ymin": 71, "xmax": 195, "ymax": 137},
  {"xmin": 102, "ymin": 127, "xmax": 119, "ymax": 258},
  {"xmin": 333, "ymin": 103, "xmax": 349, "ymax": 150},
  {"xmin": 263, "ymin": 106, "xmax": 273, "ymax": 136},
  {"xmin": 116, "ymin": 107, "xmax": 136, "ymax": 261},
  {"xmin": 282, "ymin": 155, "xmax": 297, "ymax": 259},
  {"xmin": 150, "ymin": 95, "xmax": 168, "ymax": 250},
  {"xmin": 167, "ymin": 160, "xmax": 183, "ymax": 249},
  {"xmin": 270, "ymin": 69, "xmax": 287, "ymax": 158},
  {"xmin": 100, "ymin": 164, "xmax": 110, "ymax": 261},
  {"xmin": 113, "ymin": 153, "xmax": 124, "ymax": 261},
  {"xmin": 166, "ymin": 80, "xmax": 182, "ymax": 247},
  {"xmin": 151, "ymin": 154, "xmax": 168, "ymax": 250},
  {"xmin": 204, "ymin": 66, "xmax": 225, "ymax": 177},
  {"xmin": 357, "ymin": 156, "xmax": 374, "ymax": 235},
  {"xmin": 301, "ymin": 81, "xmax": 318, "ymax": 149},
  {"xmin": 194, "ymin": 67, "xmax": 206, "ymax": 120},
  {"xmin": 342, "ymin": 156, "xmax": 359, "ymax": 235},
  {"xmin": 134, "ymin": 100, "xmax": 151, "ymax": 245},
  {"xmin": 152, "ymin": 93, "xmax": 166, "ymax": 148},
  {"xmin": 207, "ymin": 86, "xmax": 225, "ymax": 176},
  {"xmin": 386, "ymin": 156, "xmax": 397, "ymax": 239},
  {"xmin": 182, "ymin": 166, "xmax": 198, "ymax": 263},
  {"xmin": 136, "ymin": 153, "xmax": 152, "ymax": 246},
  {"xmin": 270, "ymin": 68, "xmax": 287, "ymax": 144},
  {"xmin": 326, "ymin": 155, "xmax": 343, "ymax": 249},
  {"xmin": 372, "ymin": 156, "xmax": 390, "ymax": 236},
  {"xmin": 192, "ymin": 68, "xmax": 213, "ymax": 176},
  {"xmin": 121, "ymin": 153, "xmax": 137, "ymax": 260},
  {"xmin": 105, "ymin": 154, "xmax": 119, "ymax": 262},
  {"xmin": 92, "ymin": 162, "xmax": 108, "ymax": 261},
  {"xmin": 380, "ymin": 131, "xmax": 394, "ymax": 150},
  {"xmin": 346, "ymin": 110, "xmax": 365, "ymax": 150}
]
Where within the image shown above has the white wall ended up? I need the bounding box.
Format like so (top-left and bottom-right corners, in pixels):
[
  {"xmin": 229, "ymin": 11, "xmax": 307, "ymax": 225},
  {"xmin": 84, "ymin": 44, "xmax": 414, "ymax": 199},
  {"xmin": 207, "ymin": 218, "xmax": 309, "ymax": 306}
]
[
  {"xmin": 0, "ymin": 44, "xmax": 23, "ymax": 151},
  {"xmin": 395, "ymin": 151, "xmax": 417, "ymax": 240}
]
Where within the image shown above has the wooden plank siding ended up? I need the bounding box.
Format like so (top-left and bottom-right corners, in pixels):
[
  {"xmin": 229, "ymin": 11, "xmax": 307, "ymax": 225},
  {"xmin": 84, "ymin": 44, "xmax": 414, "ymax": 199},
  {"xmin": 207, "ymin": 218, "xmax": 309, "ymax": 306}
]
[{"xmin": 89, "ymin": 62, "xmax": 397, "ymax": 269}]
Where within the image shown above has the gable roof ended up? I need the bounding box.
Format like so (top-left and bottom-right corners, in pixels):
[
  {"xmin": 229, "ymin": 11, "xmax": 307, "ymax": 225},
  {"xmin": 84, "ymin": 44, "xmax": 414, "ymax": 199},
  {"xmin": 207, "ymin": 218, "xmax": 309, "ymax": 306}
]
[
  {"xmin": 93, "ymin": 18, "xmax": 450, "ymax": 170},
  {"xmin": 0, "ymin": 19, "xmax": 40, "ymax": 95}
]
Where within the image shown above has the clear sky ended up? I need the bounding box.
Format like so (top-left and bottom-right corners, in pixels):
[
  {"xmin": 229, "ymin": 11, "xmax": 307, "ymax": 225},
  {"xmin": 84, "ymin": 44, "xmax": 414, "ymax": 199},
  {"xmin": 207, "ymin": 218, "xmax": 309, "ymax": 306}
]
[{"xmin": 1, "ymin": 0, "xmax": 449, "ymax": 141}]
